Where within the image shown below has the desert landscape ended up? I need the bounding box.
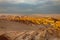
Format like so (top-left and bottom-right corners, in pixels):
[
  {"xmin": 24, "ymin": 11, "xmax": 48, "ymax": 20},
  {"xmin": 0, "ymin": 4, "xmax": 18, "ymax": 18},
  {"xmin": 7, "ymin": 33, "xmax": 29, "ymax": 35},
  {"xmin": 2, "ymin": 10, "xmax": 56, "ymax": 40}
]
[
  {"xmin": 0, "ymin": 0, "xmax": 60, "ymax": 40},
  {"xmin": 0, "ymin": 14, "xmax": 60, "ymax": 40}
]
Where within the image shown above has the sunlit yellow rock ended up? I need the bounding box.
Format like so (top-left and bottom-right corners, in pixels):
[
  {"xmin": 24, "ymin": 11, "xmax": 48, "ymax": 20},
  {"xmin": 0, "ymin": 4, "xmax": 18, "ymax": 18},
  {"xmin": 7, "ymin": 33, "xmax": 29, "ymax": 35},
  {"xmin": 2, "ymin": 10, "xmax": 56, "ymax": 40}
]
[{"xmin": 55, "ymin": 21, "xmax": 60, "ymax": 27}]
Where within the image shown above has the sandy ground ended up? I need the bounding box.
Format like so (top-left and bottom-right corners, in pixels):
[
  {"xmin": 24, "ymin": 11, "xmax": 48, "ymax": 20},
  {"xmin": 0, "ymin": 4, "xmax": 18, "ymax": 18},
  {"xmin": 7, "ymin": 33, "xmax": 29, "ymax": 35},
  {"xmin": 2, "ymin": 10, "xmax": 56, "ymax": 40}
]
[
  {"xmin": 0, "ymin": 20, "xmax": 46, "ymax": 31},
  {"xmin": 0, "ymin": 14, "xmax": 60, "ymax": 40},
  {"xmin": 0, "ymin": 14, "xmax": 60, "ymax": 31}
]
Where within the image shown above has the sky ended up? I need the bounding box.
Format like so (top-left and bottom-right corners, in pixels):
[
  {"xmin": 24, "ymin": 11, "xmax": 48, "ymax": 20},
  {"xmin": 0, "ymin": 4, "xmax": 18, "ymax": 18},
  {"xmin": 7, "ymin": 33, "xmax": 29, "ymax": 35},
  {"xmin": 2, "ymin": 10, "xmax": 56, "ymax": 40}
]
[{"xmin": 0, "ymin": 0, "xmax": 60, "ymax": 14}]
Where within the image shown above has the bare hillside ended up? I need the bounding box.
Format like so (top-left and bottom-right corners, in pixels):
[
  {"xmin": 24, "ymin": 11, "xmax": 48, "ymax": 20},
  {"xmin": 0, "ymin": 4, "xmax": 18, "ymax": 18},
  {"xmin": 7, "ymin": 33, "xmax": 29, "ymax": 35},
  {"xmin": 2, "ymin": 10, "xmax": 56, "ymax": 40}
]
[{"xmin": 0, "ymin": 14, "xmax": 60, "ymax": 40}]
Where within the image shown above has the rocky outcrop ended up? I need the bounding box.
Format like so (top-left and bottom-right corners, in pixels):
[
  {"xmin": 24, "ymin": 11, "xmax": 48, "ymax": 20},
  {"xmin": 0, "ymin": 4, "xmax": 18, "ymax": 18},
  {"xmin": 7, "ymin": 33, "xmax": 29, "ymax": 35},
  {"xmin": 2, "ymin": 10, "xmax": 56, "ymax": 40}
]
[
  {"xmin": 0, "ymin": 28, "xmax": 60, "ymax": 40},
  {"xmin": 0, "ymin": 15, "xmax": 60, "ymax": 40},
  {"xmin": 0, "ymin": 15, "xmax": 60, "ymax": 30}
]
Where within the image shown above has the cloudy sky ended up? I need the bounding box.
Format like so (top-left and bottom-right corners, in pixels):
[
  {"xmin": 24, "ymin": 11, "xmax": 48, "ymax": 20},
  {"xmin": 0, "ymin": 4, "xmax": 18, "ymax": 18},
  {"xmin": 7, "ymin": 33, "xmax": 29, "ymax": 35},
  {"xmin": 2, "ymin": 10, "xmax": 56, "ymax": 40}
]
[{"xmin": 0, "ymin": 0, "xmax": 60, "ymax": 14}]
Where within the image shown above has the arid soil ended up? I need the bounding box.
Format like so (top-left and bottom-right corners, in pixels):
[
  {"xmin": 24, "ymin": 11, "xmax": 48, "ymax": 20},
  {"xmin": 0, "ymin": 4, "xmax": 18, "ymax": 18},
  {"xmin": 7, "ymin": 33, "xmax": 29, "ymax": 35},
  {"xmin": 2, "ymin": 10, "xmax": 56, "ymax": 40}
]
[
  {"xmin": 0, "ymin": 29, "xmax": 60, "ymax": 40},
  {"xmin": 0, "ymin": 14, "xmax": 60, "ymax": 40}
]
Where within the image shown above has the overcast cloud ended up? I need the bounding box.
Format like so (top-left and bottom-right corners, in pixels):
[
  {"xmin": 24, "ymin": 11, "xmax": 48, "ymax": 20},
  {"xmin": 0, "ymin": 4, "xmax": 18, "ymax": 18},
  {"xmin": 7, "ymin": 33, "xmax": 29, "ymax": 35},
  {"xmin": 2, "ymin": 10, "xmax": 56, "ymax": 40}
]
[{"xmin": 0, "ymin": 0, "xmax": 60, "ymax": 14}]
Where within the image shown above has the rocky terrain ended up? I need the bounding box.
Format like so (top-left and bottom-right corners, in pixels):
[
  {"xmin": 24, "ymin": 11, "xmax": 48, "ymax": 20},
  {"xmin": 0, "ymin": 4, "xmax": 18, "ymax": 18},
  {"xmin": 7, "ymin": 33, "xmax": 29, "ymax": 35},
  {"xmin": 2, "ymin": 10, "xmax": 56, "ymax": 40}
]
[
  {"xmin": 0, "ymin": 14, "xmax": 60, "ymax": 40},
  {"xmin": 0, "ymin": 28, "xmax": 60, "ymax": 40}
]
